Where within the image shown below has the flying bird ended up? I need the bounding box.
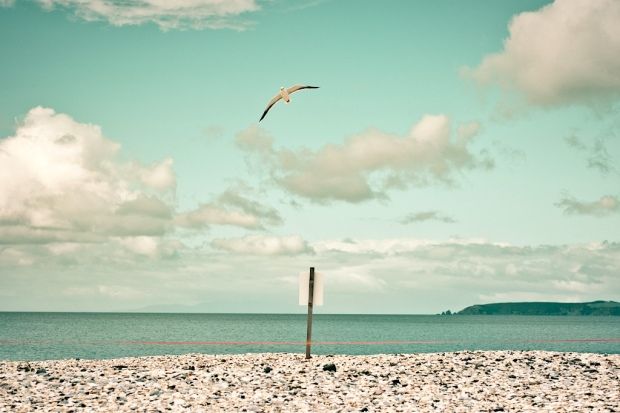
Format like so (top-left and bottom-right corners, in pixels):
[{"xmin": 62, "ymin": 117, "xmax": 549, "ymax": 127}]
[{"xmin": 259, "ymin": 85, "xmax": 319, "ymax": 122}]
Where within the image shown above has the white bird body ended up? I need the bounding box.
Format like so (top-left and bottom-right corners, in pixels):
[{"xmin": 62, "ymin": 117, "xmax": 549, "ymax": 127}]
[
  {"xmin": 259, "ymin": 84, "xmax": 319, "ymax": 121},
  {"xmin": 280, "ymin": 87, "xmax": 290, "ymax": 103}
]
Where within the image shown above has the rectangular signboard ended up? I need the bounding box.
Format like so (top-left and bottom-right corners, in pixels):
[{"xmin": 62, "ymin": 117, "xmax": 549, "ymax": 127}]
[{"xmin": 298, "ymin": 271, "xmax": 324, "ymax": 306}]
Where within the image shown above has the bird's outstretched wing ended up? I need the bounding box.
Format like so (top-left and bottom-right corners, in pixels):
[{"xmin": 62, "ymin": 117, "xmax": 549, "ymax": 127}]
[
  {"xmin": 286, "ymin": 85, "xmax": 319, "ymax": 94},
  {"xmin": 259, "ymin": 93, "xmax": 283, "ymax": 122}
]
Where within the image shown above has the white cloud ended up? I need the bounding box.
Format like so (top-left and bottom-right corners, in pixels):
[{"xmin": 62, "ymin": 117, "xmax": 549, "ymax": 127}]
[
  {"xmin": 0, "ymin": 107, "xmax": 175, "ymax": 244},
  {"xmin": 177, "ymin": 206, "xmax": 261, "ymax": 229},
  {"xmin": 325, "ymin": 266, "xmax": 387, "ymax": 292},
  {"xmin": 211, "ymin": 234, "xmax": 312, "ymax": 255},
  {"xmin": 37, "ymin": 0, "xmax": 259, "ymax": 31},
  {"xmin": 236, "ymin": 115, "xmax": 492, "ymax": 203},
  {"xmin": 0, "ymin": 107, "xmax": 282, "ymax": 249},
  {"xmin": 465, "ymin": 0, "xmax": 620, "ymax": 106},
  {"xmin": 117, "ymin": 236, "xmax": 181, "ymax": 259},
  {"xmin": 457, "ymin": 121, "xmax": 481, "ymax": 141},
  {"xmin": 0, "ymin": 247, "xmax": 35, "ymax": 266},
  {"xmin": 47, "ymin": 242, "xmax": 81, "ymax": 255},
  {"xmin": 313, "ymin": 237, "xmax": 497, "ymax": 255},
  {"xmin": 176, "ymin": 189, "xmax": 282, "ymax": 230},
  {"xmin": 556, "ymin": 194, "xmax": 619, "ymax": 217},
  {"xmin": 400, "ymin": 210, "xmax": 456, "ymax": 224},
  {"xmin": 0, "ymin": 0, "xmax": 14, "ymax": 7},
  {"xmin": 138, "ymin": 158, "xmax": 176, "ymax": 190}
]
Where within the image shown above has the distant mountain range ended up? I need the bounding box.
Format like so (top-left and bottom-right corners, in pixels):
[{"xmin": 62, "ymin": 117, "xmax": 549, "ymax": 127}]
[{"xmin": 456, "ymin": 300, "xmax": 620, "ymax": 315}]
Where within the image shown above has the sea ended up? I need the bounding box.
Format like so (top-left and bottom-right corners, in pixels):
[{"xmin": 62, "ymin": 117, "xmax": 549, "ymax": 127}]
[{"xmin": 0, "ymin": 313, "xmax": 618, "ymax": 361}]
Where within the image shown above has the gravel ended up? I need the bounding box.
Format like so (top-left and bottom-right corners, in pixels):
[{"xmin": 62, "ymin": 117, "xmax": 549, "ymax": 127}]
[{"xmin": 1, "ymin": 350, "xmax": 618, "ymax": 412}]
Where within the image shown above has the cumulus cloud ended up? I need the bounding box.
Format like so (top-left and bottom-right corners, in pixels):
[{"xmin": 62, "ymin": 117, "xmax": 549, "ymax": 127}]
[
  {"xmin": 236, "ymin": 116, "xmax": 492, "ymax": 203},
  {"xmin": 0, "ymin": 107, "xmax": 176, "ymax": 244},
  {"xmin": 211, "ymin": 234, "xmax": 312, "ymax": 255},
  {"xmin": 176, "ymin": 189, "xmax": 282, "ymax": 230},
  {"xmin": 37, "ymin": 0, "xmax": 259, "ymax": 31},
  {"xmin": 0, "ymin": 107, "xmax": 283, "ymax": 250},
  {"xmin": 400, "ymin": 211, "xmax": 456, "ymax": 224},
  {"xmin": 465, "ymin": 0, "xmax": 620, "ymax": 106},
  {"xmin": 556, "ymin": 194, "xmax": 619, "ymax": 217},
  {"xmin": 0, "ymin": 0, "xmax": 14, "ymax": 7}
]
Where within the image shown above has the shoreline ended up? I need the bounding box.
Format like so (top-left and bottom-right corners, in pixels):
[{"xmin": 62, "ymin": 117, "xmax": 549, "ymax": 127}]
[{"xmin": 1, "ymin": 350, "xmax": 618, "ymax": 412}]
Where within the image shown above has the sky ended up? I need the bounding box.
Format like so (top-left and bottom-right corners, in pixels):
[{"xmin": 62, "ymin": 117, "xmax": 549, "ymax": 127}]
[{"xmin": 0, "ymin": 0, "xmax": 619, "ymax": 314}]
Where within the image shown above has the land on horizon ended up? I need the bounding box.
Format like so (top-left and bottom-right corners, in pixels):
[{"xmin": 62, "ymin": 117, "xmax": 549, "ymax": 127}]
[{"xmin": 453, "ymin": 300, "xmax": 620, "ymax": 316}]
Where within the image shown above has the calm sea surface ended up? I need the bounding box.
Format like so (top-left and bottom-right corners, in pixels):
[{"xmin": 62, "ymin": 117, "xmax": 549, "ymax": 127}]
[{"xmin": 0, "ymin": 313, "xmax": 618, "ymax": 360}]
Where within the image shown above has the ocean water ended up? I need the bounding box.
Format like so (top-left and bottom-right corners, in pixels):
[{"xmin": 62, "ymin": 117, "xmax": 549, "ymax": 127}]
[{"xmin": 0, "ymin": 313, "xmax": 618, "ymax": 361}]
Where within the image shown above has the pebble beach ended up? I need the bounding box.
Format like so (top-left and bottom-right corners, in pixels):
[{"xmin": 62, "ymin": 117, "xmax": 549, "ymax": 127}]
[{"xmin": 1, "ymin": 351, "xmax": 618, "ymax": 412}]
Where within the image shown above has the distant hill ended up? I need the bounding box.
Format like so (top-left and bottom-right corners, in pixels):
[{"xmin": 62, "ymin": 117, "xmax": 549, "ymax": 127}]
[{"xmin": 457, "ymin": 300, "xmax": 620, "ymax": 316}]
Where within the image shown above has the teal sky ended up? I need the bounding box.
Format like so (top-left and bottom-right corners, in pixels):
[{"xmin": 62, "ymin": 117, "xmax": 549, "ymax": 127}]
[{"xmin": 1, "ymin": 0, "xmax": 619, "ymax": 314}]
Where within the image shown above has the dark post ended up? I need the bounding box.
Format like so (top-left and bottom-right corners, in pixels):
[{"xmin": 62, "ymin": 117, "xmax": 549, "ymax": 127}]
[{"xmin": 305, "ymin": 267, "xmax": 315, "ymax": 359}]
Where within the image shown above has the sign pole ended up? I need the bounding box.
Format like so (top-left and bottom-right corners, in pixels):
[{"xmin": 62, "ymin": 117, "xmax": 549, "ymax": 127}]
[{"xmin": 305, "ymin": 267, "xmax": 315, "ymax": 359}]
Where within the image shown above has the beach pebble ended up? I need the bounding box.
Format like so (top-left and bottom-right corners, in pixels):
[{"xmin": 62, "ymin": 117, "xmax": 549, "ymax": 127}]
[
  {"xmin": 322, "ymin": 363, "xmax": 337, "ymax": 372},
  {"xmin": 1, "ymin": 351, "xmax": 618, "ymax": 412}
]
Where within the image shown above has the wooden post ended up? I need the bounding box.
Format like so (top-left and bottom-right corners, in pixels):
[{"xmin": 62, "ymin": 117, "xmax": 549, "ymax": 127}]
[{"xmin": 305, "ymin": 267, "xmax": 315, "ymax": 359}]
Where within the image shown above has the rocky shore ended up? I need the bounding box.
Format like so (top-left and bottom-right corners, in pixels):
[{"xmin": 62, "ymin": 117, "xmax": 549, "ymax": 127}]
[{"xmin": 1, "ymin": 351, "xmax": 618, "ymax": 412}]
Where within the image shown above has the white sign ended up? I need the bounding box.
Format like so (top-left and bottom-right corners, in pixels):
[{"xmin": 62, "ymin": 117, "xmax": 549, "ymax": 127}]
[{"xmin": 298, "ymin": 271, "xmax": 324, "ymax": 306}]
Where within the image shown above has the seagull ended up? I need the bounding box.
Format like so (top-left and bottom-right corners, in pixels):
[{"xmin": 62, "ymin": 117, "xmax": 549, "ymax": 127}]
[{"xmin": 259, "ymin": 85, "xmax": 319, "ymax": 122}]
